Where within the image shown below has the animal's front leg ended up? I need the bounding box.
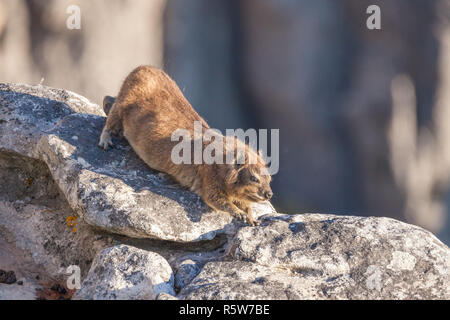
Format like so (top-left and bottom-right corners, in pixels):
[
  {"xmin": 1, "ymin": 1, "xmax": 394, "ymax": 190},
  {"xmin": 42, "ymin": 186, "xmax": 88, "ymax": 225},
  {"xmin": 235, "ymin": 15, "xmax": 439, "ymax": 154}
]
[
  {"xmin": 234, "ymin": 201, "xmax": 258, "ymax": 226},
  {"xmin": 98, "ymin": 127, "xmax": 114, "ymax": 150},
  {"xmin": 203, "ymin": 193, "xmax": 248, "ymax": 223},
  {"xmin": 98, "ymin": 100, "xmax": 122, "ymax": 150}
]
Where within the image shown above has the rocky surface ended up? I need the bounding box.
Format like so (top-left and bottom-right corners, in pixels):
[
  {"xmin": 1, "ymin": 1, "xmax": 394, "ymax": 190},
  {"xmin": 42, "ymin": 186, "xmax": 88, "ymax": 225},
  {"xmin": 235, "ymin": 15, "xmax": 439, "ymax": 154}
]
[
  {"xmin": 0, "ymin": 146, "xmax": 116, "ymax": 300},
  {"xmin": 156, "ymin": 292, "xmax": 179, "ymax": 300},
  {"xmin": 0, "ymin": 84, "xmax": 449, "ymax": 300},
  {"xmin": 73, "ymin": 245, "xmax": 175, "ymax": 300},
  {"xmin": 0, "ymin": 282, "xmax": 38, "ymax": 300},
  {"xmin": 174, "ymin": 259, "xmax": 202, "ymax": 291},
  {"xmin": 0, "ymin": 83, "xmax": 103, "ymax": 158},
  {"xmin": 180, "ymin": 214, "xmax": 449, "ymax": 299}
]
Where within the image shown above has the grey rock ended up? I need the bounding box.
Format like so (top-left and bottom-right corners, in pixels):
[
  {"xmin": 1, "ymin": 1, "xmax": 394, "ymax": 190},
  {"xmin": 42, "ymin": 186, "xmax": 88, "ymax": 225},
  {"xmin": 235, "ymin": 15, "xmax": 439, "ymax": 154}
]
[
  {"xmin": 0, "ymin": 281, "xmax": 39, "ymax": 300},
  {"xmin": 179, "ymin": 260, "xmax": 317, "ymax": 300},
  {"xmin": 156, "ymin": 292, "xmax": 179, "ymax": 300},
  {"xmin": 0, "ymin": 200, "xmax": 112, "ymax": 282},
  {"xmin": 73, "ymin": 245, "xmax": 175, "ymax": 300},
  {"xmin": 0, "ymin": 83, "xmax": 103, "ymax": 157},
  {"xmin": 180, "ymin": 214, "xmax": 450, "ymax": 299},
  {"xmin": 0, "ymin": 150, "xmax": 114, "ymax": 283},
  {"xmin": 0, "ymin": 146, "xmax": 226, "ymax": 300},
  {"xmin": 0, "ymin": 84, "xmax": 277, "ymax": 242},
  {"xmin": 174, "ymin": 259, "xmax": 202, "ymax": 291}
]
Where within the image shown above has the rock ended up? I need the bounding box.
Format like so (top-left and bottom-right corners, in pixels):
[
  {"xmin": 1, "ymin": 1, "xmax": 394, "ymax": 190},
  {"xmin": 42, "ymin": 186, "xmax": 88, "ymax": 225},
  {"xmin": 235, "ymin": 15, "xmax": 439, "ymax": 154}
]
[
  {"xmin": 174, "ymin": 259, "xmax": 202, "ymax": 291},
  {"xmin": 0, "ymin": 0, "xmax": 165, "ymax": 106},
  {"xmin": 73, "ymin": 245, "xmax": 175, "ymax": 300},
  {"xmin": 179, "ymin": 260, "xmax": 313, "ymax": 300},
  {"xmin": 156, "ymin": 292, "xmax": 179, "ymax": 300},
  {"xmin": 37, "ymin": 113, "xmax": 275, "ymax": 241},
  {"xmin": 180, "ymin": 214, "xmax": 450, "ymax": 299},
  {"xmin": 0, "ymin": 270, "xmax": 16, "ymax": 284},
  {"xmin": 0, "ymin": 84, "xmax": 277, "ymax": 242},
  {"xmin": 0, "ymin": 83, "xmax": 103, "ymax": 157},
  {"xmin": 0, "ymin": 89, "xmax": 116, "ymax": 289},
  {"xmin": 0, "ymin": 152, "xmax": 115, "ymax": 282},
  {"xmin": 0, "ymin": 281, "xmax": 38, "ymax": 300}
]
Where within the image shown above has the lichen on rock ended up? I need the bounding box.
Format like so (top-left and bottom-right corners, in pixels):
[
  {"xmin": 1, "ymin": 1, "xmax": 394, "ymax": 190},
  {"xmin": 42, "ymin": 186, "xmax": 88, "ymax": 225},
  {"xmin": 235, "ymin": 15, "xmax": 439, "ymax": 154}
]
[{"xmin": 72, "ymin": 245, "xmax": 175, "ymax": 300}]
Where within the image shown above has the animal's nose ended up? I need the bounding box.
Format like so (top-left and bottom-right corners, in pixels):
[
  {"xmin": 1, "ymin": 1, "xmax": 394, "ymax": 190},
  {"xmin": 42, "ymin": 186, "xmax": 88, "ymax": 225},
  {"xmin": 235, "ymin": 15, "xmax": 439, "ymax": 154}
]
[{"xmin": 264, "ymin": 191, "xmax": 273, "ymax": 199}]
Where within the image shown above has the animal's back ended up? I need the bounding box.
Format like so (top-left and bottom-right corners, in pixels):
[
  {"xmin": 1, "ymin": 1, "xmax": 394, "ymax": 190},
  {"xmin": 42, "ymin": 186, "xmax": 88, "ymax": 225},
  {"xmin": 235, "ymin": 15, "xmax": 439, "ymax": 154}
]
[
  {"xmin": 117, "ymin": 66, "xmax": 208, "ymax": 136},
  {"xmin": 113, "ymin": 66, "xmax": 208, "ymax": 181},
  {"xmin": 99, "ymin": 65, "xmax": 273, "ymax": 226}
]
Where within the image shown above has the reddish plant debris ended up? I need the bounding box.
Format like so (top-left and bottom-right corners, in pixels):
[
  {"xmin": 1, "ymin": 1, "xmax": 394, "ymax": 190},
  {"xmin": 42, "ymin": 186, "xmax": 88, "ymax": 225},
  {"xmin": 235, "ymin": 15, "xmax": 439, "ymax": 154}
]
[{"xmin": 36, "ymin": 282, "xmax": 76, "ymax": 300}]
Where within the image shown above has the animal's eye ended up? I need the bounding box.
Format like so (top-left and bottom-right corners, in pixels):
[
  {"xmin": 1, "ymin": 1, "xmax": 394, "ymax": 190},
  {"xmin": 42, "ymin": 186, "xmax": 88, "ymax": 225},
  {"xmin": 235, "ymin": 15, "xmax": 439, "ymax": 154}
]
[{"xmin": 250, "ymin": 176, "xmax": 259, "ymax": 183}]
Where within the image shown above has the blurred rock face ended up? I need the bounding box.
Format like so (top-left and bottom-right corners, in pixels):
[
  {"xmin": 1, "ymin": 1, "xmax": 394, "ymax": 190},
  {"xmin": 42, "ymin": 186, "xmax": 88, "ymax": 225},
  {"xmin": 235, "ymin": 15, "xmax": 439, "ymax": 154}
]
[
  {"xmin": 0, "ymin": 0, "xmax": 166, "ymax": 104},
  {"xmin": 165, "ymin": 0, "xmax": 450, "ymax": 243},
  {"xmin": 238, "ymin": 0, "xmax": 443, "ymax": 220},
  {"xmin": 164, "ymin": 0, "xmax": 249, "ymax": 130},
  {"xmin": 239, "ymin": 0, "xmax": 354, "ymax": 213},
  {"xmin": 1, "ymin": 0, "xmax": 450, "ymax": 243}
]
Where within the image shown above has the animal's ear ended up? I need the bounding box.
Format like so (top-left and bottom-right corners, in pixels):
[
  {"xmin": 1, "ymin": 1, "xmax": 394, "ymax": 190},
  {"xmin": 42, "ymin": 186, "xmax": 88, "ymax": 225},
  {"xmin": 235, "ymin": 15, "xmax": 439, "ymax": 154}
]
[
  {"xmin": 234, "ymin": 152, "xmax": 246, "ymax": 170},
  {"xmin": 225, "ymin": 165, "xmax": 239, "ymax": 184}
]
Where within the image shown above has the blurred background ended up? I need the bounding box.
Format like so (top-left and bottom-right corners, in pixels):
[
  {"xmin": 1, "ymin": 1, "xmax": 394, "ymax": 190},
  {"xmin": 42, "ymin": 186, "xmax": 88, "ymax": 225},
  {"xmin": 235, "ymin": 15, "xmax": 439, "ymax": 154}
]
[{"xmin": 1, "ymin": 0, "xmax": 450, "ymax": 244}]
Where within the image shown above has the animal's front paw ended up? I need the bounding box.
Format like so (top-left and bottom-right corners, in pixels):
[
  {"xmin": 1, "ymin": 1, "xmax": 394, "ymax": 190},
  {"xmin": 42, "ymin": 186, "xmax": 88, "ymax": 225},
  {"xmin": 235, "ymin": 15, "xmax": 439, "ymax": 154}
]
[
  {"xmin": 98, "ymin": 130, "xmax": 114, "ymax": 150},
  {"xmin": 246, "ymin": 216, "xmax": 259, "ymax": 227},
  {"xmin": 231, "ymin": 211, "xmax": 246, "ymax": 222},
  {"xmin": 232, "ymin": 211, "xmax": 258, "ymax": 226}
]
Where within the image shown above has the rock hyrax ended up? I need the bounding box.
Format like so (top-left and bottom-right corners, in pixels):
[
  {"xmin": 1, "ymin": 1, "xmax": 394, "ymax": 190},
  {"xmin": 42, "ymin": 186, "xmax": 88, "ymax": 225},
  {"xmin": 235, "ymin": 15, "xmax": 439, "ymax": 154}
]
[{"xmin": 99, "ymin": 65, "xmax": 272, "ymax": 225}]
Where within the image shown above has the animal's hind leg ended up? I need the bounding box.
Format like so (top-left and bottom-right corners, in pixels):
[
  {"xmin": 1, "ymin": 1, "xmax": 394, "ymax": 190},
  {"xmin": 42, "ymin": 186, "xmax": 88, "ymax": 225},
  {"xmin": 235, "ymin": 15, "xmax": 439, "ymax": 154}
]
[
  {"xmin": 103, "ymin": 96, "xmax": 116, "ymax": 116},
  {"xmin": 98, "ymin": 101, "xmax": 122, "ymax": 150}
]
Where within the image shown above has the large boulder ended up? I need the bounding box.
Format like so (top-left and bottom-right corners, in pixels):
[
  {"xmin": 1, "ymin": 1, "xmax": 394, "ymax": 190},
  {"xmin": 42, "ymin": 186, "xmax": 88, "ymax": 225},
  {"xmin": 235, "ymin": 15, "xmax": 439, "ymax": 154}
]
[
  {"xmin": 0, "ymin": 83, "xmax": 103, "ymax": 157},
  {"xmin": 179, "ymin": 214, "xmax": 450, "ymax": 299},
  {"xmin": 0, "ymin": 83, "xmax": 276, "ymax": 242},
  {"xmin": 0, "ymin": 148, "xmax": 115, "ymax": 298},
  {"xmin": 72, "ymin": 245, "xmax": 175, "ymax": 300},
  {"xmin": 174, "ymin": 259, "xmax": 202, "ymax": 291}
]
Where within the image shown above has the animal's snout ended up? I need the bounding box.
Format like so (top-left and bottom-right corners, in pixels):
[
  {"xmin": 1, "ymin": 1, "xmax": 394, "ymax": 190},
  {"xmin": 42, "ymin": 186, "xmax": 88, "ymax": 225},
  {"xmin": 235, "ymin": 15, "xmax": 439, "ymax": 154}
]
[{"xmin": 264, "ymin": 190, "xmax": 273, "ymax": 200}]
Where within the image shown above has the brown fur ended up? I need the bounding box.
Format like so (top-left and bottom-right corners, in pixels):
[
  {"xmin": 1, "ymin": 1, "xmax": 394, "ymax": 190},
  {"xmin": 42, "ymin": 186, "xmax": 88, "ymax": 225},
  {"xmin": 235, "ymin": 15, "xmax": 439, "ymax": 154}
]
[{"xmin": 99, "ymin": 65, "xmax": 272, "ymax": 225}]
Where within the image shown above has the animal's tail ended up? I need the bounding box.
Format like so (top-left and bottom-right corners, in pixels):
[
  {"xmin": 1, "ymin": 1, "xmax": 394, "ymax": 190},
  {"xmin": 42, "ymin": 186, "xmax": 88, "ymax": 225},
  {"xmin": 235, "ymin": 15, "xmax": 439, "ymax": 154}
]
[{"xmin": 102, "ymin": 95, "xmax": 116, "ymax": 116}]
